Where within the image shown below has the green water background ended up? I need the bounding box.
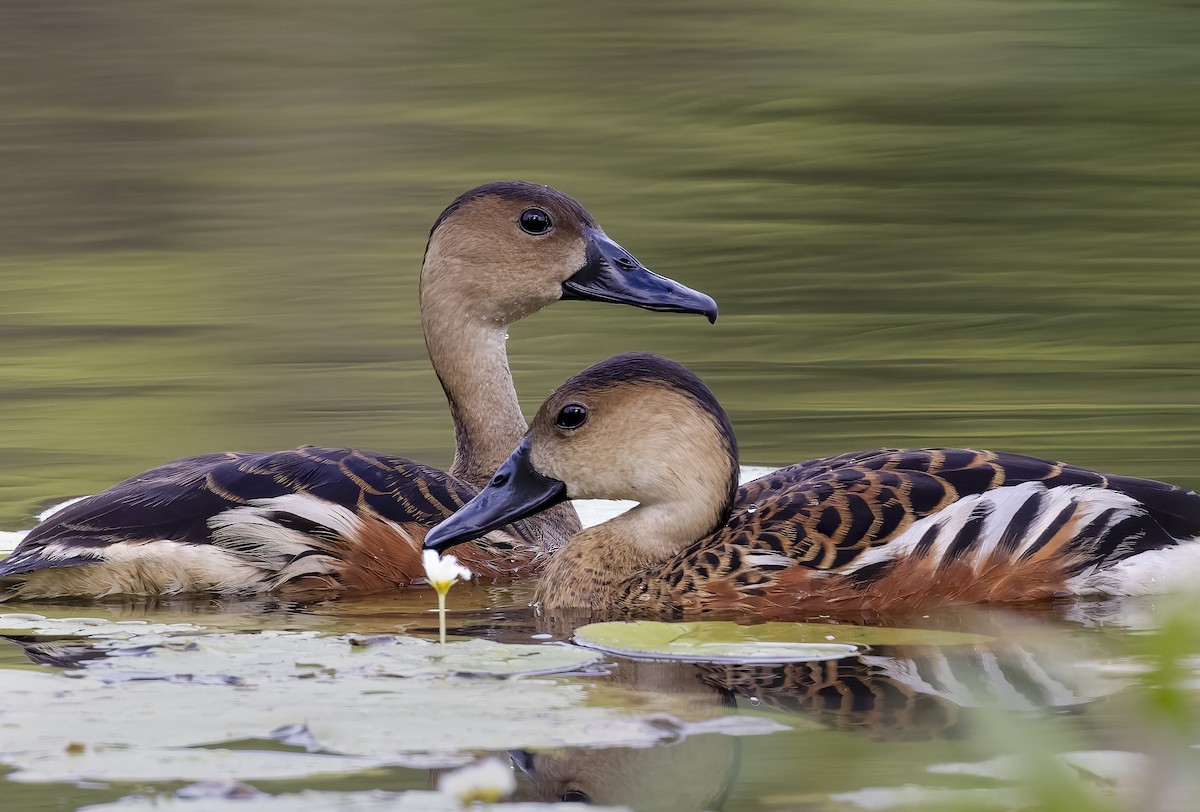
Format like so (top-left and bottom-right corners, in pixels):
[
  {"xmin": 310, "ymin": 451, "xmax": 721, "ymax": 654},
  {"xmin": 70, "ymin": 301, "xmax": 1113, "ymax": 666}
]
[{"xmin": 2, "ymin": 0, "xmax": 1199, "ymax": 526}]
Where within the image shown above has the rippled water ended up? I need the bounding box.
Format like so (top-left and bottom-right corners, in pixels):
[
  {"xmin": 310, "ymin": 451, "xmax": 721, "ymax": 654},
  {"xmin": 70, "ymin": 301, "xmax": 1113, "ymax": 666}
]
[{"xmin": 2, "ymin": 0, "xmax": 1200, "ymax": 809}]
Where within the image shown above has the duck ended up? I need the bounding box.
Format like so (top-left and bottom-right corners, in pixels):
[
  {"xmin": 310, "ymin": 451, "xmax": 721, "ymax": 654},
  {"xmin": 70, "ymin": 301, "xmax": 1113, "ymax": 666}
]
[
  {"xmin": 423, "ymin": 353, "xmax": 1200, "ymax": 616},
  {"xmin": 0, "ymin": 184, "xmax": 717, "ymax": 599}
]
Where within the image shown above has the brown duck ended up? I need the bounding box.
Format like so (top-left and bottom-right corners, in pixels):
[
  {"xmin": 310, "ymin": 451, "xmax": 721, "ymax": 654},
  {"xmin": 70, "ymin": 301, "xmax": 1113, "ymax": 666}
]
[
  {"xmin": 424, "ymin": 353, "xmax": 1200, "ymax": 615},
  {"xmin": 0, "ymin": 185, "xmax": 716, "ymax": 599}
]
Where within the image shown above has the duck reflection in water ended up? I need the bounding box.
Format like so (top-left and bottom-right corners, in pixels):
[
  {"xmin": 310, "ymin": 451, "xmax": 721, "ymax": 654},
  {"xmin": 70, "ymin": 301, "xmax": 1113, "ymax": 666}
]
[
  {"xmin": 432, "ymin": 622, "xmax": 1117, "ymax": 810},
  {"xmin": 507, "ymin": 660, "xmax": 744, "ymax": 811}
]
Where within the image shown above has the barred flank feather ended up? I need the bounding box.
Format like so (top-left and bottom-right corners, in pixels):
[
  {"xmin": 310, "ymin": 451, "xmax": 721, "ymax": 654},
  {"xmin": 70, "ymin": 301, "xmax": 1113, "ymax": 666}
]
[
  {"xmin": 609, "ymin": 448, "xmax": 1200, "ymax": 615},
  {"xmin": 0, "ymin": 447, "xmax": 564, "ymax": 598}
]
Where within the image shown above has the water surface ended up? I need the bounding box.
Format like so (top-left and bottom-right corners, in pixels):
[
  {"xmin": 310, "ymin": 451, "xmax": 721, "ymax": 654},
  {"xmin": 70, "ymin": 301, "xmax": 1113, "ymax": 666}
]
[{"xmin": 2, "ymin": 0, "xmax": 1200, "ymax": 809}]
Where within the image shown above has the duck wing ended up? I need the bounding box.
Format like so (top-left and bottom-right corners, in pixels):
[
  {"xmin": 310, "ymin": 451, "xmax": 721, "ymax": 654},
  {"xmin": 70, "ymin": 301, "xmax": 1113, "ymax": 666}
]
[
  {"xmin": 733, "ymin": 448, "xmax": 1200, "ymax": 567},
  {"xmin": 644, "ymin": 449, "xmax": 1200, "ymax": 612},
  {"xmin": 0, "ymin": 447, "xmax": 546, "ymax": 597}
]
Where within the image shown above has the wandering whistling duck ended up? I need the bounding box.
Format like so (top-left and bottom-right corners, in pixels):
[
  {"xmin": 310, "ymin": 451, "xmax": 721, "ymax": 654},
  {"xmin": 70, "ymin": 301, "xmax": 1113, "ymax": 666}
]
[
  {"xmin": 0, "ymin": 185, "xmax": 716, "ymax": 599},
  {"xmin": 425, "ymin": 353, "xmax": 1200, "ymax": 616}
]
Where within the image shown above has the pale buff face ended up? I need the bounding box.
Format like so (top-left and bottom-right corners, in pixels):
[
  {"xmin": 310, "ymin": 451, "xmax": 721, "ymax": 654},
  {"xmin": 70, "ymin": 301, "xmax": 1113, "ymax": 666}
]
[
  {"xmin": 421, "ymin": 190, "xmax": 592, "ymax": 324},
  {"xmin": 527, "ymin": 380, "xmax": 731, "ymax": 508}
]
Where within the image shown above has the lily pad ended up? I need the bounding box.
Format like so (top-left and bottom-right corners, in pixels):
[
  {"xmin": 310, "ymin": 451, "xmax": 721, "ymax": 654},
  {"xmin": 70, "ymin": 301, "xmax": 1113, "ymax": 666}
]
[
  {"xmin": 0, "ymin": 671, "xmax": 665, "ymax": 764},
  {"xmin": 0, "ymin": 628, "xmax": 779, "ymax": 785},
  {"xmin": 7, "ymin": 748, "xmax": 399, "ymax": 785},
  {"xmin": 75, "ymin": 631, "xmax": 601, "ymax": 682},
  {"xmin": 82, "ymin": 789, "xmax": 625, "ymax": 812},
  {"xmin": 575, "ymin": 621, "xmax": 858, "ymax": 663},
  {"xmin": 0, "ymin": 612, "xmax": 202, "ymax": 640},
  {"xmin": 575, "ymin": 621, "xmax": 993, "ymax": 663}
]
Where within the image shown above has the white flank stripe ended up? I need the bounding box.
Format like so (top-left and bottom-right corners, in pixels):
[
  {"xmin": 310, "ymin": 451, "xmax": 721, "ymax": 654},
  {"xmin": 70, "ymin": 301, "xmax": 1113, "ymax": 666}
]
[
  {"xmin": 239, "ymin": 494, "xmax": 363, "ymax": 539},
  {"xmin": 208, "ymin": 495, "xmax": 369, "ymax": 570},
  {"xmin": 843, "ymin": 483, "xmax": 1142, "ymax": 574},
  {"xmin": 743, "ymin": 552, "xmax": 791, "ymax": 569}
]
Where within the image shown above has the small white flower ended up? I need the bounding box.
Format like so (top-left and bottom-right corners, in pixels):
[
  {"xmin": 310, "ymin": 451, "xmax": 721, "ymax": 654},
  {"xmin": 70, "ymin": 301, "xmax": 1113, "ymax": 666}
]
[
  {"xmin": 422, "ymin": 549, "xmax": 472, "ymax": 595},
  {"xmin": 437, "ymin": 757, "xmax": 517, "ymax": 804}
]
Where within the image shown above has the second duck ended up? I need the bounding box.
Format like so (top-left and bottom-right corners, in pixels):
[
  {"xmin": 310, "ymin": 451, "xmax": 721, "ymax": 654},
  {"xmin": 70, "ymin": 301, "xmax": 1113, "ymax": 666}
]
[{"xmin": 425, "ymin": 353, "xmax": 1200, "ymax": 616}]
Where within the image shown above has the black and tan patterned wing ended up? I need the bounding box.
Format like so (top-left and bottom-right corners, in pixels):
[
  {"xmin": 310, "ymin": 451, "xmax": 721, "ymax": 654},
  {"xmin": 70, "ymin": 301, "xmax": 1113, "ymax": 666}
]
[
  {"xmin": 729, "ymin": 448, "xmax": 1200, "ymax": 569},
  {"xmin": 0, "ymin": 446, "xmax": 534, "ymax": 582},
  {"xmin": 733, "ymin": 448, "xmax": 903, "ymax": 511},
  {"xmin": 630, "ymin": 448, "xmax": 1200, "ymax": 611}
]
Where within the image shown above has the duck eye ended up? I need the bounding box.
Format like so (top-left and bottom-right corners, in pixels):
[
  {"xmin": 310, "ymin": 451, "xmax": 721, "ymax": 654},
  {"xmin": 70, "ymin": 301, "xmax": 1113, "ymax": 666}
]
[
  {"xmin": 560, "ymin": 790, "xmax": 591, "ymax": 803},
  {"xmin": 519, "ymin": 207, "xmax": 553, "ymax": 235},
  {"xmin": 554, "ymin": 403, "xmax": 588, "ymax": 430}
]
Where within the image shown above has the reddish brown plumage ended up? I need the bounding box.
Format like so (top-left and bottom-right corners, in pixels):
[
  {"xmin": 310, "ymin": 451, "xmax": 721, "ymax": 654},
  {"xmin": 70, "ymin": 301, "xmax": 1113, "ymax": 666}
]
[
  {"xmin": 538, "ymin": 446, "xmax": 1200, "ymax": 618},
  {"xmin": 316, "ymin": 519, "xmax": 548, "ymax": 595},
  {"xmin": 752, "ymin": 555, "xmax": 1071, "ymax": 615}
]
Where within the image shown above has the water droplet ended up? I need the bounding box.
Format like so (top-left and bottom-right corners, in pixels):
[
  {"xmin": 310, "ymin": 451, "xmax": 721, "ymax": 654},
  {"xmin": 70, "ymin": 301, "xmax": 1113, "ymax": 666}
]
[
  {"xmin": 749, "ymin": 697, "xmax": 761, "ymax": 706},
  {"xmin": 746, "ymin": 504, "xmax": 757, "ymax": 514},
  {"xmin": 825, "ymin": 635, "xmax": 835, "ymax": 641},
  {"xmin": 530, "ymin": 633, "xmax": 553, "ymax": 640}
]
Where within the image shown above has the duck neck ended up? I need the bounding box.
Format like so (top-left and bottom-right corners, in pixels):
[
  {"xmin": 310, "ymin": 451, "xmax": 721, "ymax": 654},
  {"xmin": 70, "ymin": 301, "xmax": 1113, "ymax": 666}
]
[
  {"xmin": 536, "ymin": 497, "xmax": 729, "ymax": 612},
  {"xmin": 422, "ymin": 295, "xmax": 527, "ymax": 488}
]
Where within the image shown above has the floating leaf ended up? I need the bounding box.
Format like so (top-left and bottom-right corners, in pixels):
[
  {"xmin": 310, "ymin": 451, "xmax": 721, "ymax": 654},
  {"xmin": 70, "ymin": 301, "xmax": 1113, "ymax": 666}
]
[
  {"xmin": 82, "ymin": 789, "xmax": 626, "ymax": 812},
  {"xmin": 575, "ymin": 621, "xmax": 993, "ymax": 663},
  {"xmin": 575, "ymin": 621, "xmax": 858, "ymax": 663},
  {"xmin": 0, "ymin": 628, "xmax": 776, "ymax": 785},
  {"xmin": 7, "ymin": 747, "xmax": 399, "ymax": 785},
  {"xmin": 0, "ymin": 613, "xmax": 202, "ymax": 640},
  {"xmin": 76, "ymin": 632, "xmax": 601, "ymax": 682}
]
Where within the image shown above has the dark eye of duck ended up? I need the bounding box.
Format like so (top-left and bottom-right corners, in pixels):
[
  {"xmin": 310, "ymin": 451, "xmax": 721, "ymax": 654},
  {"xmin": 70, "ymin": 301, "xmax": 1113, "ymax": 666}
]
[
  {"xmin": 554, "ymin": 403, "xmax": 588, "ymax": 430},
  {"xmin": 519, "ymin": 207, "xmax": 553, "ymax": 235},
  {"xmin": 560, "ymin": 790, "xmax": 591, "ymax": 803}
]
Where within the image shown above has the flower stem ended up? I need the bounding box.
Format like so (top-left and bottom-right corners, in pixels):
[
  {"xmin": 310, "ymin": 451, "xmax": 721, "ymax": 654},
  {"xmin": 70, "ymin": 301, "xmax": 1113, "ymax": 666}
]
[{"xmin": 437, "ymin": 588, "xmax": 448, "ymax": 650}]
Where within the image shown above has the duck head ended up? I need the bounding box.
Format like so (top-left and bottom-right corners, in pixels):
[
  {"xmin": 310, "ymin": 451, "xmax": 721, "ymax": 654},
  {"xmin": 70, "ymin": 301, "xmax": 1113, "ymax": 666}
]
[
  {"xmin": 421, "ymin": 182, "xmax": 717, "ymax": 325},
  {"xmin": 425, "ymin": 353, "xmax": 740, "ymax": 557}
]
